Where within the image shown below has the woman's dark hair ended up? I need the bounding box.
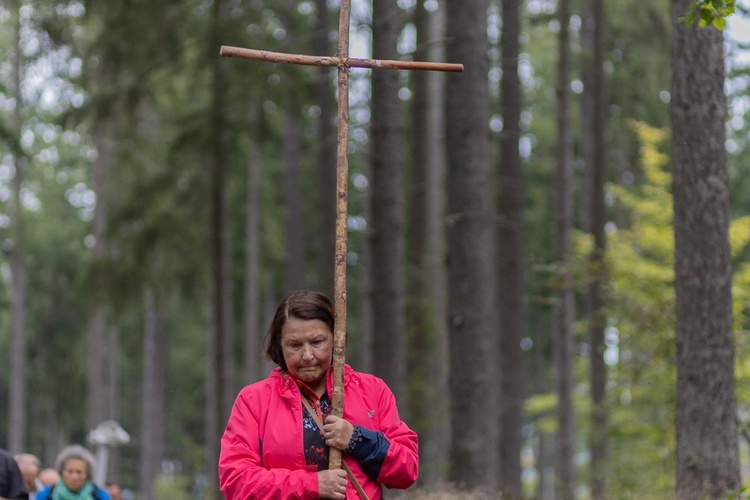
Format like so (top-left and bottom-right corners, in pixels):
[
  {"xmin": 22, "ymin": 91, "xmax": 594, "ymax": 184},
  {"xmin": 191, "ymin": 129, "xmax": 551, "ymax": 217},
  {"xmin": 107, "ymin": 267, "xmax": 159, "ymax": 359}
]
[{"xmin": 265, "ymin": 290, "xmax": 335, "ymax": 370}]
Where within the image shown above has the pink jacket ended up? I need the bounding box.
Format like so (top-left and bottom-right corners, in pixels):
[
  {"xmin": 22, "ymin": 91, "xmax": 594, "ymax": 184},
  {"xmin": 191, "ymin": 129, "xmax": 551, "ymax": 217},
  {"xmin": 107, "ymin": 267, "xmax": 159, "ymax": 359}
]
[{"xmin": 219, "ymin": 365, "xmax": 418, "ymax": 499}]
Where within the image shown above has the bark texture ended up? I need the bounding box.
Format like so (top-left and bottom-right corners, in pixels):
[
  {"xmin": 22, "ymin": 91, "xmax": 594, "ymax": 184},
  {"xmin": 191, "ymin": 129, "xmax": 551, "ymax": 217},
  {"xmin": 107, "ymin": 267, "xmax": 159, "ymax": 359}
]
[
  {"xmin": 244, "ymin": 104, "xmax": 262, "ymax": 383},
  {"xmin": 140, "ymin": 287, "xmax": 169, "ymax": 500},
  {"xmin": 445, "ymin": 0, "xmax": 499, "ymax": 487},
  {"xmin": 671, "ymin": 2, "xmax": 740, "ymax": 497},
  {"xmin": 587, "ymin": 0, "xmax": 609, "ymax": 496},
  {"xmin": 498, "ymin": 0, "xmax": 525, "ymax": 493},
  {"xmin": 8, "ymin": 0, "xmax": 27, "ymax": 454},
  {"xmin": 314, "ymin": 0, "xmax": 337, "ymax": 298},
  {"xmin": 207, "ymin": 2, "xmax": 233, "ymax": 496},
  {"xmin": 407, "ymin": 0, "xmax": 450, "ymax": 483},
  {"xmin": 554, "ymin": 0, "xmax": 576, "ymax": 496},
  {"xmin": 282, "ymin": 111, "xmax": 305, "ymax": 292},
  {"xmin": 368, "ymin": 0, "xmax": 407, "ymax": 406}
]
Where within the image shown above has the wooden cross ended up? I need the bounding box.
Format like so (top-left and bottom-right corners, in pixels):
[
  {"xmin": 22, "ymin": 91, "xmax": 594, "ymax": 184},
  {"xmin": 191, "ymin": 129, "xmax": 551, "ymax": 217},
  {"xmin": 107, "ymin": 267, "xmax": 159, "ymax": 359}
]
[{"xmin": 220, "ymin": 0, "xmax": 462, "ymax": 471}]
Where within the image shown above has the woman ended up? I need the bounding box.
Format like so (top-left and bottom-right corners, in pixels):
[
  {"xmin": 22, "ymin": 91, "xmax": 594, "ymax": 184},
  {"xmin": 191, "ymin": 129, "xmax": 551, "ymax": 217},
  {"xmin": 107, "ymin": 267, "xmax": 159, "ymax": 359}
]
[
  {"xmin": 219, "ymin": 290, "xmax": 419, "ymax": 499},
  {"xmin": 36, "ymin": 445, "xmax": 110, "ymax": 500}
]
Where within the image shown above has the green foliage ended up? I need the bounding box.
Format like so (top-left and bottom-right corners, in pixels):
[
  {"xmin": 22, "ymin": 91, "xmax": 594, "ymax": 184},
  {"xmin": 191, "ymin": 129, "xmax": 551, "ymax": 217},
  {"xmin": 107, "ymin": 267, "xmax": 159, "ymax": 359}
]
[
  {"xmin": 600, "ymin": 120, "xmax": 750, "ymax": 495},
  {"xmin": 152, "ymin": 473, "xmax": 191, "ymax": 500},
  {"xmin": 680, "ymin": 0, "xmax": 736, "ymax": 29},
  {"xmin": 725, "ymin": 485, "xmax": 750, "ymax": 499},
  {"xmin": 0, "ymin": 0, "xmax": 333, "ymax": 482},
  {"xmin": 598, "ymin": 121, "xmax": 677, "ymax": 495},
  {"xmin": 2, "ymin": 0, "xmax": 749, "ymax": 494},
  {"xmin": 525, "ymin": 393, "xmax": 558, "ymax": 434}
]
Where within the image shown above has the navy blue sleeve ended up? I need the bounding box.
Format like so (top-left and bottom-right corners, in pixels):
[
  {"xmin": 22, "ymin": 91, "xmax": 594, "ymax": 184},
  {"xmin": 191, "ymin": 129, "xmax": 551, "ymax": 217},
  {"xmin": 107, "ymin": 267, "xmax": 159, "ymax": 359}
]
[{"xmin": 344, "ymin": 425, "xmax": 391, "ymax": 479}]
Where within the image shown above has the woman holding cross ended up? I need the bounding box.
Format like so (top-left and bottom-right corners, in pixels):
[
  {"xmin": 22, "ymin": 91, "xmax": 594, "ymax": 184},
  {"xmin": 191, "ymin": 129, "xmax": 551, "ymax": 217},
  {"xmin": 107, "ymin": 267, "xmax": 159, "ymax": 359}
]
[{"xmin": 219, "ymin": 290, "xmax": 418, "ymax": 499}]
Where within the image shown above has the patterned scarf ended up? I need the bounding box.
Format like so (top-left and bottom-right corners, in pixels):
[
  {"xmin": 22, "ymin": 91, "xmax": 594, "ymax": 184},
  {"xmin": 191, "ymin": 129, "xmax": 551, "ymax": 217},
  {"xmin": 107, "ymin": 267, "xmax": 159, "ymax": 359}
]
[{"xmin": 52, "ymin": 481, "xmax": 96, "ymax": 500}]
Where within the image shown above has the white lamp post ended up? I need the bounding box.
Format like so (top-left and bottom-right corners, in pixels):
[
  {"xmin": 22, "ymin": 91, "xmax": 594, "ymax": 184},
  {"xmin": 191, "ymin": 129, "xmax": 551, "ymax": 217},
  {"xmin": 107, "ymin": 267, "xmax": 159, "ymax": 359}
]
[{"xmin": 87, "ymin": 420, "xmax": 130, "ymax": 486}]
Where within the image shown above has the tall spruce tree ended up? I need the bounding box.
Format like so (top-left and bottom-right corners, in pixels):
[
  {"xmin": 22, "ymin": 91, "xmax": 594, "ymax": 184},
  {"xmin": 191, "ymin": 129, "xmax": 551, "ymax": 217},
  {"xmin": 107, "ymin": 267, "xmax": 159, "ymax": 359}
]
[
  {"xmin": 553, "ymin": 0, "xmax": 576, "ymax": 495},
  {"xmin": 207, "ymin": 2, "xmax": 233, "ymax": 496},
  {"xmin": 407, "ymin": 0, "xmax": 450, "ymax": 483},
  {"xmin": 368, "ymin": 0, "xmax": 408, "ymax": 406},
  {"xmin": 314, "ymin": 0, "xmax": 337, "ymax": 297},
  {"xmin": 670, "ymin": 2, "xmax": 740, "ymax": 498},
  {"xmin": 8, "ymin": 0, "xmax": 28, "ymax": 455},
  {"xmin": 498, "ymin": 0, "xmax": 526, "ymax": 493},
  {"xmin": 282, "ymin": 111, "xmax": 305, "ymax": 292},
  {"xmin": 587, "ymin": 0, "xmax": 609, "ymax": 495},
  {"xmin": 82, "ymin": 0, "xmax": 121, "ymax": 434},
  {"xmin": 445, "ymin": 0, "xmax": 499, "ymax": 488}
]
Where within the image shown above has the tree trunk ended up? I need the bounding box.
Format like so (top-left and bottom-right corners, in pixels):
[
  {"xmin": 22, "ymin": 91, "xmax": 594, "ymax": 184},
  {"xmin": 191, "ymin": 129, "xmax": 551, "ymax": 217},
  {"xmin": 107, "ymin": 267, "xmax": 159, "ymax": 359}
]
[
  {"xmin": 244, "ymin": 104, "xmax": 262, "ymax": 384},
  {"xmin": 671, "ymin": 3, "xmax": 740, "ymax": 497},
  {"xmin": 106, "ymin": 326, "xmax": 120, "ymax": 420},
  {"xmin": 283, "ymin": 111, "xmax": 305, "ymax": 292},
  {"xmin": 579, "ymin": 0, "xmax": 594, "ymax": 236},
  {"xmin": 140, "ymin": 287, "xmax": 168, "ymax": 500},
  {"xmin": 407, "ymin": 0, "xmax": 450, "ymax": 483},
  {"xmin": 208, "ymin": 2, "xmax": 232, "ymax": 497},
  {"xmin": 86, "ymin": 104, "xmax": 116, "ymax": 435},
  {"xmin": 82, "ymin": 0, "xmax": 122, "ymax": 435},
  {"xmin": 222, "ymin": 176, "xmax": 236, "ymax": 399},
  {"xmin": 314, "ymin": 0, "xmax": 337, "ymax": 298},
  {"xmin": 498, "ymin": 0, "xmax": 525, "ymax": 493},
  {"xmin": 8, "ymin": 0, "xmax": 27, "ymax": 454},
  {"xmin": 588, "ymin": 0, "xmax": 608, "ymax": 496},
  {"xmin": 445, "ymin": 0, "xmax": 498, "ymax": 487},
  {"xmin": 368, "ymin": 0, "xmax": 407, "ymax": 406},
  {"xmin": 103, "ymin": 323, "xmax": 121, "ymax": 480},
  {"xmin": 554, "ymin": 0, "xmax": 576, "ymax": 496}
]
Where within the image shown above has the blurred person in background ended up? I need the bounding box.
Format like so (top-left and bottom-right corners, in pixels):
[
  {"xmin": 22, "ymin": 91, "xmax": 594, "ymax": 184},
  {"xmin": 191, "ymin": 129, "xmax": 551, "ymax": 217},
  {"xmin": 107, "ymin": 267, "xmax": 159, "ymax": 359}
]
[
  {"xmin": 37, "ymin": 470, "xmax": 58, "ymax": 489},
  {"xmin": 103, "ymin": 482, "xmax": 120, "ymax": 500},
  {"xmin": 0, "ymin": 448, "xmax": 27, "ymax": 499},
  {"xmin": 35, "ymin": 446, "xmax": 110, "ymax": 500},
  {"xmin": 14, "ymin": 454, "xmax": 42, "ymax": 499}
]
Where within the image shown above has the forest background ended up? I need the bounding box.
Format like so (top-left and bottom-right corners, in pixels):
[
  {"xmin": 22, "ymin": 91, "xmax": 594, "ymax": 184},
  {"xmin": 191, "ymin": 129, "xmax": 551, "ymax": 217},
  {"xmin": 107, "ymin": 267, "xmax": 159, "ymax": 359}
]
[{"xmin": 1, "ymin": 0, "xmax": 750, "ymax": 498}]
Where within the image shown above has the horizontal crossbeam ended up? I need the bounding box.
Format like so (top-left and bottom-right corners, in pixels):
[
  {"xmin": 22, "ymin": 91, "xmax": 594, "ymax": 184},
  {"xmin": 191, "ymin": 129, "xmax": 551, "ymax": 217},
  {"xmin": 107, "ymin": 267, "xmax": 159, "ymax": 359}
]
[{"xmin": 220, "ymin": 45, "xmax": 464, "ymax": 73}]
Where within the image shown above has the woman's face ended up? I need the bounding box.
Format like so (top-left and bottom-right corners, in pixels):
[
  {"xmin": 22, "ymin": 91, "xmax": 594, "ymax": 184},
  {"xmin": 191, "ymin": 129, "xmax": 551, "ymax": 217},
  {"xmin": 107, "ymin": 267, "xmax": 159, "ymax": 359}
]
[
  {"xmin": 281, "ymin": 318, "xmax": 333, "ymax": 393},
  {"xmin": 61, "ymin": 458, "xmax": 88, "ymax": 492}
]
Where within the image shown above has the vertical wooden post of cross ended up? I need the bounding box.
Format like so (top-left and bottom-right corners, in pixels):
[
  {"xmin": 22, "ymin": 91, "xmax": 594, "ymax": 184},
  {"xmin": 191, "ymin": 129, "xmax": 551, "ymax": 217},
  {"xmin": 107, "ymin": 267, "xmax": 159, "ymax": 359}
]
[
  {"xmin": 220, "ymin": 0, "xmax": 462, "ymax": 472},
  {"xmin": 330, "ymin": 0, "xmax": 352, "ymax": 471}
]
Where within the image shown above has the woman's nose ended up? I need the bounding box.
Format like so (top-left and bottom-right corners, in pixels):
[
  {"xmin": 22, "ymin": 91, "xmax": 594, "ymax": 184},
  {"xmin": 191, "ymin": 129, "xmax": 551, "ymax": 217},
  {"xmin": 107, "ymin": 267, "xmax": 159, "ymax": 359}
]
[{"xmin": 301, "ymin": 345, "xmax": 314, "ymax": 360}]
